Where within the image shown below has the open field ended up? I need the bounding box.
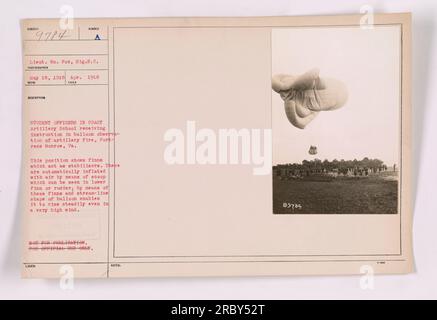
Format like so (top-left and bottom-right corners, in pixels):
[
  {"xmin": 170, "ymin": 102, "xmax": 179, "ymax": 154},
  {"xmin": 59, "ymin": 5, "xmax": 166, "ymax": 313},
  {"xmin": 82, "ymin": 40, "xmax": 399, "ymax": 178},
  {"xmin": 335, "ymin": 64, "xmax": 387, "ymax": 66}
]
[{"xmin": 273, "ymin": 173, "xmax": 398, "ymax": 214}]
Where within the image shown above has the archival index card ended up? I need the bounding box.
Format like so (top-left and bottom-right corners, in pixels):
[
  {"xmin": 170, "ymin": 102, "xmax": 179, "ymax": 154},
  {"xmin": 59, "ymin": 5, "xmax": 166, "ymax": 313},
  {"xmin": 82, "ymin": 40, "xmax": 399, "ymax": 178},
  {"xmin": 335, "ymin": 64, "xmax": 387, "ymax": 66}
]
[{"xmin": 21, "ymin": 14, "xmax": 413, "ymax": 278}]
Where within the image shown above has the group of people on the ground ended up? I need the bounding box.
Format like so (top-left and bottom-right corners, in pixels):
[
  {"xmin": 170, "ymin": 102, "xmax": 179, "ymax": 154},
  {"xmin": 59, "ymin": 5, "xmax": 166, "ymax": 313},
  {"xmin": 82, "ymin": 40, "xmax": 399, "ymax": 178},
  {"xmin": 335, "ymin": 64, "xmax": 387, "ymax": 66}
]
[{"xmin": 273, "ymin": 158, "xmax": 396, "ymax": 179}]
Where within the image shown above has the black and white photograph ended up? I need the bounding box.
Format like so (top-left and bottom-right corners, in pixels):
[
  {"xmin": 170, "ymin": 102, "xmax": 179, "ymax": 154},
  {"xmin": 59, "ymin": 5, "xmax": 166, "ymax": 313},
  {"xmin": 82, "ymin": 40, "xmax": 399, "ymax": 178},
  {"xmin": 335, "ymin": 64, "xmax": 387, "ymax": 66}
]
[{"xmin": 272, "ymin": 26, "xmax": 401, "ymax": 214}]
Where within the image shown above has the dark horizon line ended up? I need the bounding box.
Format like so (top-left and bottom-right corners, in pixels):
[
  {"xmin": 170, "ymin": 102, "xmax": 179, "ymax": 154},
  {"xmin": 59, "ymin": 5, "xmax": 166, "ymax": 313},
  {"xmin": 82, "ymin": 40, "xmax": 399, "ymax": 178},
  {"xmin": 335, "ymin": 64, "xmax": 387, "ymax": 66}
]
[{"xmin": 273, "ymin": 159, "xmax": 397, "ymax": 166}]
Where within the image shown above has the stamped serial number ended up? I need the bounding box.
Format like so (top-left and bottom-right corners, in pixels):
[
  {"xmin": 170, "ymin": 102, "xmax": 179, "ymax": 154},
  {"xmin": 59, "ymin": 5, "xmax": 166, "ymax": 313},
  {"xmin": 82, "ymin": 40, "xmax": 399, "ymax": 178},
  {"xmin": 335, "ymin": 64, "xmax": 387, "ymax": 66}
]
[{"xmin": 282, "ymin": 202, "xmax": 302, "ymax": 210}]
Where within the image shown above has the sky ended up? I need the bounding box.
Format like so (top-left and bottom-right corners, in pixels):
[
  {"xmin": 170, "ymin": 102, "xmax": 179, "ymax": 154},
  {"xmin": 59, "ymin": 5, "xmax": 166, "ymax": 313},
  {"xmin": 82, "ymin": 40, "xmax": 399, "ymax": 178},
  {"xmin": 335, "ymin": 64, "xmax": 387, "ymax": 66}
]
[{"xmin": 272, "ymin": 26, "xmax": 401, "ymax": 167}]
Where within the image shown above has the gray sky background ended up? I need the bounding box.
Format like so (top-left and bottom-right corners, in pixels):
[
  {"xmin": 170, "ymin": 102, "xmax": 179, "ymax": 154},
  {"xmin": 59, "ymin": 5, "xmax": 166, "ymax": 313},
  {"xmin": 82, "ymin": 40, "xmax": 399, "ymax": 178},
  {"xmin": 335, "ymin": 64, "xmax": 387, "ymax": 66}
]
[{"xmin": 272, "ymin": 26, "xmax": 401, "ymax": 166}]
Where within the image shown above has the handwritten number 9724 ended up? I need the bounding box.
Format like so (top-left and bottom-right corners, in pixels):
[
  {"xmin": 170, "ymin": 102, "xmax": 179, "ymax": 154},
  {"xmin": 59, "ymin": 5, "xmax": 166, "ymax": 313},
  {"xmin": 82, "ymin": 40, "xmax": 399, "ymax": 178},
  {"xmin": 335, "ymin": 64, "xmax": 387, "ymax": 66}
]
[{"xmin": 35, "ymin": 30, "xmax": 67, "ymax": 41}]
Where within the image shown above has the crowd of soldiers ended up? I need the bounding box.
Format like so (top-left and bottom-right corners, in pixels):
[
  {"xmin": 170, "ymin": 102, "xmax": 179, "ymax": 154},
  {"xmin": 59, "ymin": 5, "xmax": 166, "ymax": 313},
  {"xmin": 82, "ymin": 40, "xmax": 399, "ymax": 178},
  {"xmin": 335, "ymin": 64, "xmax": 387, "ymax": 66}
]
[{"xmin": 273, "ymin": 158, "xmax": 395, "ymax": 179}]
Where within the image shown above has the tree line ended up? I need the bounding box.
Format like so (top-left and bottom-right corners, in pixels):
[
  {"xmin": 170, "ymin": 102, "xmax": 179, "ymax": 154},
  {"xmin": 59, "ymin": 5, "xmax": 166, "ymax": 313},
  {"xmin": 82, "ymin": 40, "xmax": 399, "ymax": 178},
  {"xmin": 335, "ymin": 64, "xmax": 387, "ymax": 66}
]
[{"xmin": 274, "ymin": 157, "xmax": 394, "ymax": 176}]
